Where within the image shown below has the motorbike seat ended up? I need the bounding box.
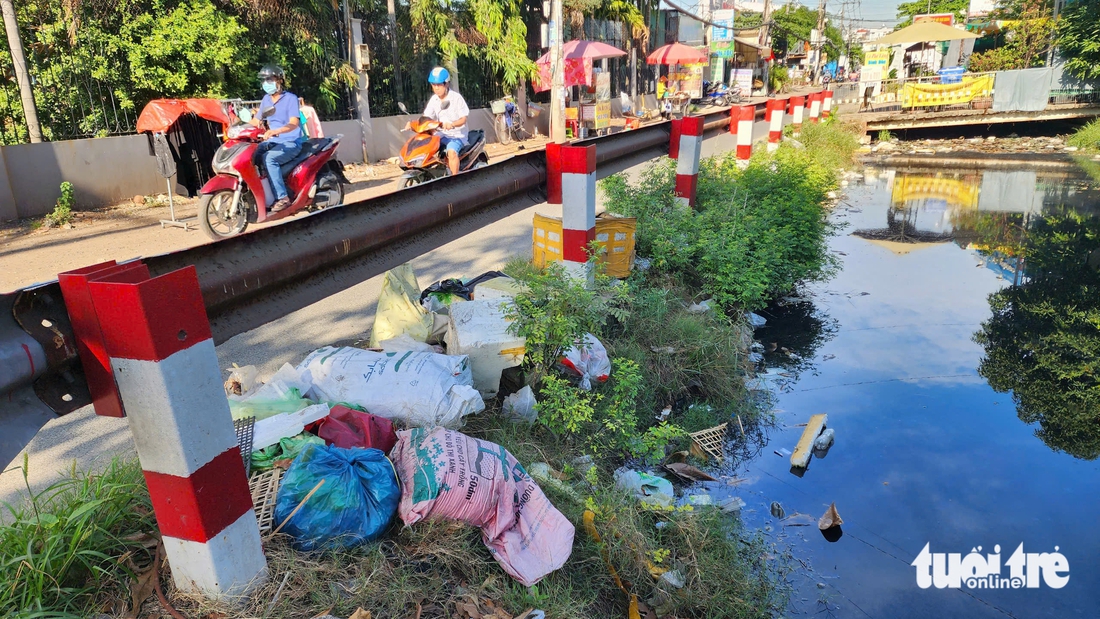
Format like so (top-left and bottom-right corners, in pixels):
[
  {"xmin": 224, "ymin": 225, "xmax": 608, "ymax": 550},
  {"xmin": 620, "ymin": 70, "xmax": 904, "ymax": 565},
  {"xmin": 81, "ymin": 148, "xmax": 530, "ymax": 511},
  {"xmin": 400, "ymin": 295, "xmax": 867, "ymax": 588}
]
[
  {"xmin": 255, "ymin": 138, "xmax": 332, "ymax": 179},
  {"xmin": 459, "ymin": 130, "xmax": 484, "ymax": 157}
]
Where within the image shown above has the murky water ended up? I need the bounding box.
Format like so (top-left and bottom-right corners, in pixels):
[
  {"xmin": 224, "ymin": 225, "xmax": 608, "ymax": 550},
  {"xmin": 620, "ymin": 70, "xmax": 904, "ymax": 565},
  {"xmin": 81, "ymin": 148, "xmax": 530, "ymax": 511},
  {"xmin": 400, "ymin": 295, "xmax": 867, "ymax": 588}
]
[{"xmin": 715, "ymin": 163, "xmax": 1100, "ymax": 618}]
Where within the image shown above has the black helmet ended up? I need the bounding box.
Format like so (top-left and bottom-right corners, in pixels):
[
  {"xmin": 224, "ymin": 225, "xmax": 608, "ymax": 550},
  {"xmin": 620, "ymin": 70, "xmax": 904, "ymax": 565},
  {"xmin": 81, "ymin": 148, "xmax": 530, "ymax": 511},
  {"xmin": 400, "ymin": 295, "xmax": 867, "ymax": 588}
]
[{"xmin": 258, "ymin": 65, "xmax": 285, "ymax": 81}]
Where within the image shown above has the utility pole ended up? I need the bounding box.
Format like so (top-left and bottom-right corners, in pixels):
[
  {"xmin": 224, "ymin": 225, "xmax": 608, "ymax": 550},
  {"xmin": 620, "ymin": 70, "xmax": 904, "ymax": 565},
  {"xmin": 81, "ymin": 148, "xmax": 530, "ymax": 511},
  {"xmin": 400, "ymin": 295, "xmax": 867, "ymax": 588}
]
[
  {"xmin": 759, "ymin": 0, "xmax": 773, "ymax": 48},
  {"xmin": 387, "ymin": 0, "xmax": 403, "ymax": 105},
  {"xmin": 1, "ymin": 0, "xmax": 42, "ymax": 142},
  {"xmin": 549, "ymin": 0, "xmax": 565, "ymax": 143},
  {"xmin": 814, "ymin": 0, "xmax": 827, "ymax": 85}
]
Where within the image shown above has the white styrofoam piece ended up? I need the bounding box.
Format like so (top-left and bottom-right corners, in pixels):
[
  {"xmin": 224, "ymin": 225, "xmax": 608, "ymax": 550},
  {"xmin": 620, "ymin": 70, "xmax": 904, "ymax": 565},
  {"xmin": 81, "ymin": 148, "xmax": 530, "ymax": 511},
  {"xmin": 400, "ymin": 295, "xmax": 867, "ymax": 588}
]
[{"xmin": 444, "ymin": 299, "xmax": 526, "ymax": 397}]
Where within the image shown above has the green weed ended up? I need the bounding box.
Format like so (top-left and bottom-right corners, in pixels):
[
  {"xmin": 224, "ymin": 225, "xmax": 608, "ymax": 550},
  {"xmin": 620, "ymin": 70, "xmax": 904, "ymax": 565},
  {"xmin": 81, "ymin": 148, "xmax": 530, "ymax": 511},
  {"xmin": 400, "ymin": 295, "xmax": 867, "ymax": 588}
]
[
  {"xmin": 1068, "ymin": 119, "xmax": 1100, "ymax": 151},
  {"xmin": 43, "ymin": 182, "xmax": 75, "ymax": 228},
  {"xmin": 877, "ymin": 129, "xmax": 893, "ymax": 143},
  {"xmin": 0, "ymin": 456, "xmax": 156, "ymax": 617}
]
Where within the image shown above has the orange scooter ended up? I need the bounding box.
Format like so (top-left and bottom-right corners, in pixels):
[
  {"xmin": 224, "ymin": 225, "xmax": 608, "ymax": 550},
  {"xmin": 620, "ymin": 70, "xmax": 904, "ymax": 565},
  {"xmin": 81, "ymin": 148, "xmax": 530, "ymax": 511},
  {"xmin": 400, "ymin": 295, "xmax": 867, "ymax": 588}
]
[{"xmin": 397, "ymin": 106, "xmax": 488, "ymax": 187}]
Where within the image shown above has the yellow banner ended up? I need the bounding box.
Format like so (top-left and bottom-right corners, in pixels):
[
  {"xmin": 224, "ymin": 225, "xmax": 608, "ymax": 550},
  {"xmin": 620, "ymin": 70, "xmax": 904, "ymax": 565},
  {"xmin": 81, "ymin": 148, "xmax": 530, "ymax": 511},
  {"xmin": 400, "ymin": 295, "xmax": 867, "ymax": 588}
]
[
  {"xmin": 891, "ymin": 175, "xmax": 980, "ymax": 210},
  {"xmin": 900, "ymin": 75, "xmax": 994, "ymax": 108}
]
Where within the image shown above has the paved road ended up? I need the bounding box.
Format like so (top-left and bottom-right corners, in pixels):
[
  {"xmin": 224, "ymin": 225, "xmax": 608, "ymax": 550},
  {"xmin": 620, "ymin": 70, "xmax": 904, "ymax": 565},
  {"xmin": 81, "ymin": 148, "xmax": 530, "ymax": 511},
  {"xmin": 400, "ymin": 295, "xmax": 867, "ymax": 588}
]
[{"xmin": 0, "ymin": 122, "xmax": 775, "ymax": 509}]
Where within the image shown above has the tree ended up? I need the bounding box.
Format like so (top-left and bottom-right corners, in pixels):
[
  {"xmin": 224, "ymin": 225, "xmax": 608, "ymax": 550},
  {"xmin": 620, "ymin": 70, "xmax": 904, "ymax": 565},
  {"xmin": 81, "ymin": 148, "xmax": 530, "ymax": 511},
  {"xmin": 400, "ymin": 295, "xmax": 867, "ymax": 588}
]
[
  {"xmin": 1056, "ymin": 0, "xmax": 1100, "ymax": 81},
  {"xmin": 770, "ymin": 5, "xmax": 843, "ymax": 62},
  {"xmin": 410, "ymin": 0, "xmax": 534, "ymax": 90},
  {"xmin": 894, "ymin": 0, "xmax": 969, "ymax": 28},
  {"xmin": 966, "ymin": 0, "xmax": 1053, "ymax": 71},
  {"xmin": 973, "ymin": 210, "xmax": 1100, "ymax": 460}
]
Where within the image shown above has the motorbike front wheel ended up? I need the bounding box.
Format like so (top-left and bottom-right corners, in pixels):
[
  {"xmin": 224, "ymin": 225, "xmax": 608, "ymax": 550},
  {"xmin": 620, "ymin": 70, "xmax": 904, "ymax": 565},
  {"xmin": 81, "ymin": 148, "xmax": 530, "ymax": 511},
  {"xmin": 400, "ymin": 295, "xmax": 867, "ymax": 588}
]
[
  {"xmin": 199, "ymin": 190, "xmax": 248, "ymax": 240},
  {"xmin": 402, "ymin": 172, "xmax": 431, "ymax": 188},
  {"xmin": 495, "ymin": 114, "xmax": 513, "ymax": 145}
]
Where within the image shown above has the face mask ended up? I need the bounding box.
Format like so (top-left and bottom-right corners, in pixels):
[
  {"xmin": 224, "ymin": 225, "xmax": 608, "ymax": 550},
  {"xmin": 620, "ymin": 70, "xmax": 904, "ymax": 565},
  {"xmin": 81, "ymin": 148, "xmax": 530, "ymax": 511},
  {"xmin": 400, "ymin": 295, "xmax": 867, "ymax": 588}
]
[{"xmin": 262, "ymin": 80, "xmax": 278, "ymax": 95}]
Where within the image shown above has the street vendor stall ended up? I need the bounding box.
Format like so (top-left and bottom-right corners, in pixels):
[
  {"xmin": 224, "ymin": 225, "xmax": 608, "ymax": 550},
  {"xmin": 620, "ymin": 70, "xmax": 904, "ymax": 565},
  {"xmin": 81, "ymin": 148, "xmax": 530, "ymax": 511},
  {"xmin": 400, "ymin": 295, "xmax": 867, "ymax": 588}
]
[
  {"xmin": 534, "ymin": 39, "xmax": 626, "ymax": 137},
  {"xmin": 136, "ymin": 99, "xmax": 229, "ymax": 230},
  {"xmin": 648, "ymin": 43, "xmax": 708, "ymax": 117}
]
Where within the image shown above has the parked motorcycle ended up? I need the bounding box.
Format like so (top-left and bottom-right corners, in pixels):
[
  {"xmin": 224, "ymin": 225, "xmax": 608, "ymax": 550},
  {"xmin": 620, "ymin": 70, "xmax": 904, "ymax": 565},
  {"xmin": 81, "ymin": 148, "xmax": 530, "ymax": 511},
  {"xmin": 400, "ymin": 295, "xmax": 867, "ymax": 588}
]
[
  {"xmin": 702, "ymin": 81, "xmax": 742, "ymax": 106},
  {"xmin": 397, "ymin": 104, "xmax": 488, "ymax": 187},
  {"xmin": 199, "ymin": 108, "xmax": 348, "ymax": 240}
]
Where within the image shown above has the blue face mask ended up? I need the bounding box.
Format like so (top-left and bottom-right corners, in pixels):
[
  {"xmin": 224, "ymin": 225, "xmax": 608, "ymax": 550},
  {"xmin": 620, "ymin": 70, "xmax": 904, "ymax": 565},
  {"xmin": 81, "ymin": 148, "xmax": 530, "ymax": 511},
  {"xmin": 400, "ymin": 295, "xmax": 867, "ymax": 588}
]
[{"xmin": 262, "ymin": 80, "xmax": 278, "ymax": 95}]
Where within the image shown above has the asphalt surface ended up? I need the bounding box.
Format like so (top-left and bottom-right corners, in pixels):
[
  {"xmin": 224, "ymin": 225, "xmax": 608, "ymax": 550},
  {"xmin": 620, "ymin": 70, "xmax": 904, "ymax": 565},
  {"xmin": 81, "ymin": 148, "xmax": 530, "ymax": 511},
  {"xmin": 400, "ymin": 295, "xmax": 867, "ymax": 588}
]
[{"xmin": 0, "ymin": 122, "xmax": 770, "ymax": 510}]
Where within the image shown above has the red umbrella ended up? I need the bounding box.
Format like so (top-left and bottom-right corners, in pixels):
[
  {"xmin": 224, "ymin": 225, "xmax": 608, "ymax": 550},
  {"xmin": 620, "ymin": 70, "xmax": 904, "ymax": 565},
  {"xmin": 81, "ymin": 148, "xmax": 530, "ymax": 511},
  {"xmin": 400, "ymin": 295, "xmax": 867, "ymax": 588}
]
[
  {"xmin": 647, "ymin": 42, "xmax": 708, "ymax": 65},
  {"xmin": 536, "ymin": 40, "xmax": 627, "ymax": 64}
]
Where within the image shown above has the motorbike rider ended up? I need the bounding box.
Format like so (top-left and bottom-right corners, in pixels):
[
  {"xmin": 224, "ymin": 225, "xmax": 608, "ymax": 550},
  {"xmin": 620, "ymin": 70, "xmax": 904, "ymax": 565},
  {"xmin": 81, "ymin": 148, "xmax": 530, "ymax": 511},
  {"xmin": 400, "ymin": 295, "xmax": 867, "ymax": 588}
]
[
  {"xmin": 250, "ymin": 65, "xmax": 302, "ymax": 212},
  {"xmin": 405, "ymin": 67, "xmax": 469, "ymax": 176}
]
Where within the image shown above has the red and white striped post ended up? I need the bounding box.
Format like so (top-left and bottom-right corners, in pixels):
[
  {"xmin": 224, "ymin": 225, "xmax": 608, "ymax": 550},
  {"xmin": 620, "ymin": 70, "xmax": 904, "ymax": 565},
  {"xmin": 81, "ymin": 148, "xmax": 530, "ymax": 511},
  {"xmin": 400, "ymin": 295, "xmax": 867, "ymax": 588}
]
[
  {"xmin": 674, "ymin": 116, "xmax": 703, "ymax": 208},
  {"xmin": 545, "ymin": 142, "xmax": 563, "ymax": 204},
  {"xmin": 736, "ymin": 105, "xmax": 754, "ymax": 162},
  {"xmin": 766, "ymin": 99, "xmax": 784, "ymax": 153},
  {"xmin": 560, "ymin": 144, "xmax": 597, "ymax": 280},
  {"xmin": 809, "ymin": 92, "xmax": 823, "ymax": 124},
  {"xmin": 823, "ymin": 90, "xmax": 834, "ymax": 119},
  {"xmin": 87, "ymin": 265, "xmax": 267, "ymax": 598},
  {"xmin": 789, "ymin": 96, "xmax": 805, "ymax": 137}
]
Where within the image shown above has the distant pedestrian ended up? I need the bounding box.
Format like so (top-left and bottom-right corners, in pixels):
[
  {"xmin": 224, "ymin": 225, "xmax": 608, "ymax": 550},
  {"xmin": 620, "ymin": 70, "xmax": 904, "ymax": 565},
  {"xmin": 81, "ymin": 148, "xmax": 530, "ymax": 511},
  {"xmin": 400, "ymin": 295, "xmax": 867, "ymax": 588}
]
[{"xmin": 299, "ymin": 97, "xmax": 323, "ymax": 139}]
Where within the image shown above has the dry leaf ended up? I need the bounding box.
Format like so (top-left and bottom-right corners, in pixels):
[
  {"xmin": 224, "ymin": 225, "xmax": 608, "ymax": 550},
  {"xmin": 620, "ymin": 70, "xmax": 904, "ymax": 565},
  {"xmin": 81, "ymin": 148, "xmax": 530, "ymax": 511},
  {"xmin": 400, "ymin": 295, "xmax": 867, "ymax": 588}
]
[
  {"xmin": 124, "ymin": 563, "xmax": 158, "ymax": 619},
  {"xmin": 348, "ymin": 609, "xmax": 372, "ymax": 619},
  {"xmin": 455, "ymin": 601, "xmax": 482, "ymax": 618},
  {"xmin": 663, "ymin": 462, "xmax": 718, "ymax": 483},
  {"xmin": 819, "ymin": 502, "xmax": 843, "ymax": 530}
]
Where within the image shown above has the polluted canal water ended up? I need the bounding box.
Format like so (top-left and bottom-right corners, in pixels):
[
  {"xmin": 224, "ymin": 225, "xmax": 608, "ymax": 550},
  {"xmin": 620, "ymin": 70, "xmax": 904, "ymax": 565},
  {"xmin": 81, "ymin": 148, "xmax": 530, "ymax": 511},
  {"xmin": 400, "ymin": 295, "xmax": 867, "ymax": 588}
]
[{"xmin": 714, "ymin": 161, "xmax": 1100, "ymax": 618}]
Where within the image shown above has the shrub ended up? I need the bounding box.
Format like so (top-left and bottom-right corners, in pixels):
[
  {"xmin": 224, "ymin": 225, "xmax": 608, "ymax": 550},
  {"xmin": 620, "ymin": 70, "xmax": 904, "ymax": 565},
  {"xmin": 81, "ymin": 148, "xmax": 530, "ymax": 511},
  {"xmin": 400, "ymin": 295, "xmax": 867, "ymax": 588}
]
[
  {"xmin": 1068, "ymin": 119, "xmax": 1100, "ymax": 151},
  {"xmin": 44, "ymin": 181, "xmax": 75, "ymax": 227}
]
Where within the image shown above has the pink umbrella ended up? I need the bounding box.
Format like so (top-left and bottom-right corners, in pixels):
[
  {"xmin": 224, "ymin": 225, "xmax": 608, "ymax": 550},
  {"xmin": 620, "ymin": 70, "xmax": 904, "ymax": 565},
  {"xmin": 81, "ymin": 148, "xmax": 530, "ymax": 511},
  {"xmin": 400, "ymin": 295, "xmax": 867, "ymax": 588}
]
[
  {"xmin": 533, "ymin": 40, "xmax": 626, "ymax": 92},
  {"xmin": 536, "ymin": 40, "xmax": 627, "ymax": 64},
  {"xmin": 647, "ymin": 42, "xmax": 708, "ymax": 65}
]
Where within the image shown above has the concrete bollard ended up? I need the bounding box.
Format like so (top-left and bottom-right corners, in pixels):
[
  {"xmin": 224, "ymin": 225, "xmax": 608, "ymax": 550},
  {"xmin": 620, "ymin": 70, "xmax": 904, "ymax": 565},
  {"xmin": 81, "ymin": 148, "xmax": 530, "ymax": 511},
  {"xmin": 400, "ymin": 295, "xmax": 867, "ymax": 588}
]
[
  {"xmin": 736, "ymin": 105, "xmax": 754, "ymax": 162},
  {"xmin": 766, "ymin": 99, "xmax": 784, "ymax": 153},
  {"xmin": 823, "ymin": 90, "xmax": 834, "ymax": 119},
  {"xmin": 87, "ymin": 265, "xmax": 267, "ymax": 599},
  {"xmin": 809, "ymin": 92, "xmax": 822, "ymax": 124},
  {"xmin": 789, "ymin": 96, "xmax": 805, "ymax": 137},
  {"xmin": 669, "ymin": 117, "xmax": 683, "ymax": 159},
  {"xmin": 545, "ymin": 142, "xmax": 563, "ymax": 204},
  {"xmin": 559, "ymin": 145, "xmax": 597, "ymax": 281},
  {"xmin": 674, "ymin": 116, "xmax": 703, "ymax": 208}
]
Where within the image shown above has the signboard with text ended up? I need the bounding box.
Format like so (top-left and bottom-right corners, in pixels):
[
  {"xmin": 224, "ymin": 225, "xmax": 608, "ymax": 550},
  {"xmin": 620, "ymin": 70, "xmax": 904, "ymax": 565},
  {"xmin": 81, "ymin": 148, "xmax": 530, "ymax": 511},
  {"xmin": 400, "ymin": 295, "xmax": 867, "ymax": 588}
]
[{"xmin": 711, "ymin": 9, "xmax": 735, "ymax": 41}]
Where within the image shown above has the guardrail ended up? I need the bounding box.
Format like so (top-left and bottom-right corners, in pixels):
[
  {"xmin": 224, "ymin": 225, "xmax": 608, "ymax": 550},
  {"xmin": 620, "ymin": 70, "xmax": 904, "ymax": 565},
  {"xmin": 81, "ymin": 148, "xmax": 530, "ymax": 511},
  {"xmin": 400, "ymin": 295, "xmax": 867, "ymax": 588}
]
[{"xmin": 0, "ymin": 105, "xmax": 749, "ymax": 464}]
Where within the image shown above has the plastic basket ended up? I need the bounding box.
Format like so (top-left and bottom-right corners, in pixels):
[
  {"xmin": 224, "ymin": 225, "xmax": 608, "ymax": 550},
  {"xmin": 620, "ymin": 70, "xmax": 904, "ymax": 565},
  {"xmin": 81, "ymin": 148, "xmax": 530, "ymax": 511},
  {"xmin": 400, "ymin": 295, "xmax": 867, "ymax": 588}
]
[
  {"xmin": 490, "ymin": 99, "xmax": 508, "ymax": 115},
  {"xmin": 532, "ymin": 212, "xmax": 637, "ymax": 278}
]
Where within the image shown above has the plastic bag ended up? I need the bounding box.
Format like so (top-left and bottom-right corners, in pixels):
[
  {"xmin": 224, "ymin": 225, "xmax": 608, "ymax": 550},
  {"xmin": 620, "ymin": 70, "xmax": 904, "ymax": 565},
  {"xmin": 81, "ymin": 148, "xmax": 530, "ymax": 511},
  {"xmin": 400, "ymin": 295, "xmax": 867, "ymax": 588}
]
[
  {"xmin": 228, "ymin": 363, "xmax": 316, "ymax": 421},
  {"xmin": 274, "ymin": 444, "xmax": 401, "ymax": 551},
  {"xmin": 224, "ymin": 364, "xmax": 259, "ymax": 396},
  {"xmin": 251, "ymin": 432, "xmax": 325, "ymax": 471},
  {"xmin": 377, "ymin": 333, "xmax": 439, "ymax": 353},
  {"xmin": 614, "ymin": 469, "xmax": 674, "ymax": 508},
  {"xmin": 559, "ymin": 333, "xmax": 612, "ymax": 390},
  {"xmin": 369, "ymin": 264, "xmax": 433, "ymax": 348},
  {"xmin": 299, "ymin": 346, "xmax": 485, "ymax": 428},
  {"xmin": 316, "ymin": 405, "xmax": 398, "ymax": 454},
  {"xmin": 253, "ymin": 403, "xmax": 331, "ymax": 450},
  {"xmin": 391, "ymin": 427, "xmax": 574, "ymax": 586},
  {"xmin": 502, "ymin": 386, "xmax": 537, "ymax": 424}
]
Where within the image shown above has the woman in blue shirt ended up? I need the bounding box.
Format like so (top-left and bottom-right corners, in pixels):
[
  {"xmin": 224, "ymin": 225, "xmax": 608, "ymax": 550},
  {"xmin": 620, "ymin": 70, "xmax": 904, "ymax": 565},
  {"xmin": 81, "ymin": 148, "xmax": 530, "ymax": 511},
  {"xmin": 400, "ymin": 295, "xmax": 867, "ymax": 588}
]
[{"xmin": 250, "ymin": 65, "xmax": 302, "ymax": 212}]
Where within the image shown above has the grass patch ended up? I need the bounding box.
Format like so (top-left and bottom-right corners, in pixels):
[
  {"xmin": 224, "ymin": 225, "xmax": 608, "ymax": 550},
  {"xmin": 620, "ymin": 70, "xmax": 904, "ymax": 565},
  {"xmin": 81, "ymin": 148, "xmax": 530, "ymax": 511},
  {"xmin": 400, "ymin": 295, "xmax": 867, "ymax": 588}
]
[
  {"xmin": 1068, "ymin": 119, "xmax": 1100, "ymax": 151},
  {"xmin": 43, "ymin": 181, "xmax": 75, "ymax": 228},
  {"xmin": 797, "ymin": 119, "xmax": 862, "ymax": 174},
  {"xmin": 0, "ymin": 457, "xmax": 157, "ymax": 618}
]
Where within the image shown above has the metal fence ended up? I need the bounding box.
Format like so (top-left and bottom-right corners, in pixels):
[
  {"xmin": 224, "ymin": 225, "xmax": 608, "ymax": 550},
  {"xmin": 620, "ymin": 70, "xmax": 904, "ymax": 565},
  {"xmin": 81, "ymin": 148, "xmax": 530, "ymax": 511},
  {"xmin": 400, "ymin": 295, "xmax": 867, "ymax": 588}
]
[{"xmin": 0, "ymin": 39, "xmax": 136, "ymax": 145}]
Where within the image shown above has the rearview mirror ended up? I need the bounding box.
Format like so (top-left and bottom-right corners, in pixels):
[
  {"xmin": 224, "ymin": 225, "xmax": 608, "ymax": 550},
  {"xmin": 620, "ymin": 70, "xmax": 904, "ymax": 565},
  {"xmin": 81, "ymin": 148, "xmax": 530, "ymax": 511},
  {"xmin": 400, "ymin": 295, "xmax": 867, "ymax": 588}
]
[
  {"xmin": 261, "ymin": 106, "xmax": 276, "ymax": 119},
  {"xmin": 398, "ymin": 102, "xmax": 409, "ymax": 114},
  {"xmin": 237, "ymin": 108, "xmax": 253, "ymax": 123}
]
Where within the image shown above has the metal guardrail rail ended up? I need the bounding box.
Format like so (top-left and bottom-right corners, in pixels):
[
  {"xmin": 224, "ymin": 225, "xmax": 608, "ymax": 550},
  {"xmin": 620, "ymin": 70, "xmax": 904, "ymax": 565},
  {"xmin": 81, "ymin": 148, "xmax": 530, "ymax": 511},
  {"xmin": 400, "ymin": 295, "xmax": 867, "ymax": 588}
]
[{"xmin": 0, "ymin": 107, "xmax": 742, "ymax": 465}]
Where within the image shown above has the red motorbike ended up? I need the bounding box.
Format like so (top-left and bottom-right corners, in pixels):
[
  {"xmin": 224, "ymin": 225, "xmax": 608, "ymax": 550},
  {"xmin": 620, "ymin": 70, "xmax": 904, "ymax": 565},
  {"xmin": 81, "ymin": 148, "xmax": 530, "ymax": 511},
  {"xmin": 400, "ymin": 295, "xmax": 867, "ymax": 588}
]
[{"xmin": 199, "ymin": 109, "xmax": 348, "ymax": 239}]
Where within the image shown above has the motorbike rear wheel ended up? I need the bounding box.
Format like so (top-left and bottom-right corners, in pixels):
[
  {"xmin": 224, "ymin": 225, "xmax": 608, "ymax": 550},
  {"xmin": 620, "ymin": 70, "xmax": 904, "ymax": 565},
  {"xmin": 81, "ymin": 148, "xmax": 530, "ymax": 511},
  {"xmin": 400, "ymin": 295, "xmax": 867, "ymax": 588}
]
[
  {"xmin": 199, "ymin": 190, "xmax": 248, "ymax": 240},
  {"xmin": 311, "ymin": 170, "xmax": 344, "ymax": 210}
]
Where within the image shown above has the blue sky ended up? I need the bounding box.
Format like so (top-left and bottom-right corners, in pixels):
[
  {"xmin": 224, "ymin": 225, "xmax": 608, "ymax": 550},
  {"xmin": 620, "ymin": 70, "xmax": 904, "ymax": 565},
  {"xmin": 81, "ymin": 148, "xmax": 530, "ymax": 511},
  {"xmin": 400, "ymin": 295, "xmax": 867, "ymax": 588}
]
[{"xmin": 785, "ymin": 0, "xmax": 903, "ymax": 27}]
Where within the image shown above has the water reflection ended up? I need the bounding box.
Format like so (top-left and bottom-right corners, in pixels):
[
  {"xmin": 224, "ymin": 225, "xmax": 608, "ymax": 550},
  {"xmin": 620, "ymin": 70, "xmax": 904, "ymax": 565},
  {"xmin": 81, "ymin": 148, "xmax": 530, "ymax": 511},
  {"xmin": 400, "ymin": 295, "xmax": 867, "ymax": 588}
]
[
  {"xmin": 974, "ymin": 208, "xmax": 1100, "ymax": 460},
  {"xmin": 846, "ymin": 166, "xmax": 1100, "ymax": 459}
]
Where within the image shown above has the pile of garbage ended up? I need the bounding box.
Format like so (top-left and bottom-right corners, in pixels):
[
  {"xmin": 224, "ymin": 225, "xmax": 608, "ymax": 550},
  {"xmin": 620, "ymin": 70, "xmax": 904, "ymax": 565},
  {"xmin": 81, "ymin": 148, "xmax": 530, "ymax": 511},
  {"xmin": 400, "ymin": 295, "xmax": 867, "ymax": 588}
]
[{"xmin": 227, "ymin": 264, "xmax": 575, "ymax": 586}]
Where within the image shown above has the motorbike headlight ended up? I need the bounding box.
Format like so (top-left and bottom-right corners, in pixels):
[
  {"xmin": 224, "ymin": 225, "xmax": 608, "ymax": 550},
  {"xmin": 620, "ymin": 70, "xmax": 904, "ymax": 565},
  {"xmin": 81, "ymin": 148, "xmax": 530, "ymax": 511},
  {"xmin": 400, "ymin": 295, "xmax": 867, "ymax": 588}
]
[
  {"xmin": 213, "ymin": 143, "xmax": 248, "ymax": 174},
  {"xmin": 407, "ymin": 155, "xmax": 426, "ymax": 167}
]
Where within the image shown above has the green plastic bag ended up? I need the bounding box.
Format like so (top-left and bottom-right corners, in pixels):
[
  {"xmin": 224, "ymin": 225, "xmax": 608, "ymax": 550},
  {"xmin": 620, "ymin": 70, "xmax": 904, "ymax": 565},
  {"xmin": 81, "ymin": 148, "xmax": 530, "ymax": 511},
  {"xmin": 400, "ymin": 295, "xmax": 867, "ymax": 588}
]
[{"xmin": 251, "ymin": 433, "xmax": 325, "ymax": 471}]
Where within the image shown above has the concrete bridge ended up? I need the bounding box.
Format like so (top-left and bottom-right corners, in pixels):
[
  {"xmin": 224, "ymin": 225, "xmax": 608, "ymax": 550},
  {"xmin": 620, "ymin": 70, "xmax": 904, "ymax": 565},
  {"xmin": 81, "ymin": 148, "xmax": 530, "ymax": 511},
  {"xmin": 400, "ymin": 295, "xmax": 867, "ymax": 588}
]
[{"xmin": 850, "ymin": 103, "xmax": 1100, "ymax": 132}]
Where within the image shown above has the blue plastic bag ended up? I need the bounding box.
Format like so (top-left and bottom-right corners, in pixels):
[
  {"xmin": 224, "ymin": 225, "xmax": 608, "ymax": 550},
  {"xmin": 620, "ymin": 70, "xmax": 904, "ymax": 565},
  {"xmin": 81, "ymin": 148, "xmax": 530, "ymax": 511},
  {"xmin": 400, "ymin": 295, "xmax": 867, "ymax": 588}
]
[{"xmin": 274, "ymin": 444, "xmax": 400, "ymax": 551}]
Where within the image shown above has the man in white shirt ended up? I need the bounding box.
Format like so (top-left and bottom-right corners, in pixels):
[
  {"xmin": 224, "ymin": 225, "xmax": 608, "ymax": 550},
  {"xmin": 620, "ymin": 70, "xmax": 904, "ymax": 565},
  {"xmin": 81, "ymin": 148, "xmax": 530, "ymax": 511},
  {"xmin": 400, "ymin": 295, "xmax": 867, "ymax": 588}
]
[{"xmin": 414, "ymin": 66, "xmax": 470, "ymax": 176}]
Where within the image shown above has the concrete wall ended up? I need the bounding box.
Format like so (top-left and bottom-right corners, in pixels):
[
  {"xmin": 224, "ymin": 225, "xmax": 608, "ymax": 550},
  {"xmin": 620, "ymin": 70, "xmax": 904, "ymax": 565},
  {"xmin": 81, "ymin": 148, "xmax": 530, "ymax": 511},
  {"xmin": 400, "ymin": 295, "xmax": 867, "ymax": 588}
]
[
  {"xmin": 0, "ymin": 98, "xmax": 658, "ymax": 221},
  {"xmin": 1, "ymin": 134, "xmax": 166, "ymax": 220}
]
